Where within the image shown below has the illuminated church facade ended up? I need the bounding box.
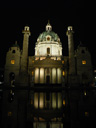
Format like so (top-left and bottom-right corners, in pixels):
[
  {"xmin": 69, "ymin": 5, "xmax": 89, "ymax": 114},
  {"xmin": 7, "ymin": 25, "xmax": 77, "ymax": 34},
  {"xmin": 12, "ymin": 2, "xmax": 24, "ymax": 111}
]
[{"xmin": 2, "ymin": 22, "xmax": 94, "ymax": 128}]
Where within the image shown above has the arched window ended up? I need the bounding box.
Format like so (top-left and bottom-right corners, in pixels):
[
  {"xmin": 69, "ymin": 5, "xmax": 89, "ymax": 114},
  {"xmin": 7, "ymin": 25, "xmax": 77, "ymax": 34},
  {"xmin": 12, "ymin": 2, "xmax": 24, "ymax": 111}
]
[
  {"xmin": 11, "ymin": 60, "xmax": 15, "ymax": 64},
  {"xmin": 47, "ymin": 47, "xmax": 50, "ymax": 55},
  {"xmin": 82, "ymin": 60, "xmax": 86, "ymax": 64}
]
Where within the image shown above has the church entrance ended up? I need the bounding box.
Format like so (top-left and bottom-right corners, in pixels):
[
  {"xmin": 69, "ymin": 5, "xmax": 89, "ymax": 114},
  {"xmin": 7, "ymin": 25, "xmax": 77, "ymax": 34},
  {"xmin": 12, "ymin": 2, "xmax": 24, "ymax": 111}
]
[{"xmin": 46, "ymin": 75, "xmax": 50, "ymax": 84}]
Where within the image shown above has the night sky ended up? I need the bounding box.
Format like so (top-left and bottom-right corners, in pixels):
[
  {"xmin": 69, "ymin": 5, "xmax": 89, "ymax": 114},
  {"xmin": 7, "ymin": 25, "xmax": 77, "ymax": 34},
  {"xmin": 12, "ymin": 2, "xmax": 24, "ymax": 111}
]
[{"xmin": 0, "ymin": 0, "xmax": 95, "ymax": 68}]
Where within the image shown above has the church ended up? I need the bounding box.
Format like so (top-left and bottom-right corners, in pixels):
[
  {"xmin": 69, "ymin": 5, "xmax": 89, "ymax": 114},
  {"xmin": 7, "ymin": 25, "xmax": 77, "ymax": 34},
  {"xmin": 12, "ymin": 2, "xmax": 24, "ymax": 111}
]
[{"xmin": 1, "ymin": 22, "xmax": 95, "ymax": 128}]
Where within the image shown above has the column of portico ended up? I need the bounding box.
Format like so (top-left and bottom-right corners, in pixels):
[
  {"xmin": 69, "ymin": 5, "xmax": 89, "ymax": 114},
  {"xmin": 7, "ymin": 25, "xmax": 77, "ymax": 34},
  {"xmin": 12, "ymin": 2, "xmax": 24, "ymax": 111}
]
[{"xmin": 39, "ymin": 68, "xmax": 40, "ymax": 83}]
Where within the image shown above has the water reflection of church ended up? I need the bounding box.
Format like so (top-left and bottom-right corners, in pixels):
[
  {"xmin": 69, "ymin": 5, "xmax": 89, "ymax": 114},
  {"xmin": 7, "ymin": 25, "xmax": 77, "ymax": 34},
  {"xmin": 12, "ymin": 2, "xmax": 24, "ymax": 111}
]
[{"xmin": 2, "ymin": 22, "xmax": 94, "ymax": 128}]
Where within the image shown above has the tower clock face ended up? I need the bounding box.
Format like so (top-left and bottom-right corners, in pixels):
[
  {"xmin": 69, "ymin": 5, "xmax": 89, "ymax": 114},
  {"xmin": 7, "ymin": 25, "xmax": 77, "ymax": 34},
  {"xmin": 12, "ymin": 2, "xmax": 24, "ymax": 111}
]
[{"xmin": 47, "ymin": 37, "xmax": 50, "ymax": 41}]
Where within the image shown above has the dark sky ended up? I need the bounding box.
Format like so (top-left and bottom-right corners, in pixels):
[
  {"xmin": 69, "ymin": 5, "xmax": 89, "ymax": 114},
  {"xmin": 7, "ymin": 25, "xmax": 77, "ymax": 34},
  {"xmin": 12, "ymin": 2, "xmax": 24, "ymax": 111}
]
[{"xmin": 0, "ymin": 0, "xmax": 96, "ymax": 68}]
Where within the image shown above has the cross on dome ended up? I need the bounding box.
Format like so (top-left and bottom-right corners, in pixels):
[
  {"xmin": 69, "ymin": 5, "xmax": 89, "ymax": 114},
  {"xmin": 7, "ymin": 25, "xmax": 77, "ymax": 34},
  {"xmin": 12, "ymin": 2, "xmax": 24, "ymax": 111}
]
[{"xmin": 46, "ymin": 20, "xmax": 52, "ymax": 31}]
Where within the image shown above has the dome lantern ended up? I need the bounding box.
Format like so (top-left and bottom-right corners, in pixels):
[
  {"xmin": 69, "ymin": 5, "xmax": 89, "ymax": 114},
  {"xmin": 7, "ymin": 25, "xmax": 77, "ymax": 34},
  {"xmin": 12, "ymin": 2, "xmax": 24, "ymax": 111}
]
[{"xmin": 46, "ymin": 21, "xmax": 52, "ymax": 32}]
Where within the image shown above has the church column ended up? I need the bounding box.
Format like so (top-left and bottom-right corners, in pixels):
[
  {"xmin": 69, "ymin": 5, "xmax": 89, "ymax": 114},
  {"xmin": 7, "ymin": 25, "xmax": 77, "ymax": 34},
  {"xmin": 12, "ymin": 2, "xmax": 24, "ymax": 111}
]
[
  {"xmin": 66, "ymin": 26, "xmax": 76, "ymax": 75},
  {"xmin": 39, "ymin": 68, "xmax": 40, "ymax": 83},
  {"xmin": 21, "ymin": 26, "xmax": 31, "ymax": 72},
  {"xmin": 58, "ymin": 68, "xmax": 62, "ymax": 84}
]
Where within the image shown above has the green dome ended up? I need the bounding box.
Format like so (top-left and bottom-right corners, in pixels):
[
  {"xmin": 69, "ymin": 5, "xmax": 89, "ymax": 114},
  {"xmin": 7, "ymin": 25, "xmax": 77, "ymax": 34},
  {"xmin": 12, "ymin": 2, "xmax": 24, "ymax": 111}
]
[
  {"xmin": 36, "ymin": 22, "xmax": 61, "ymax": 44},
  {"xmin": 38, "ymin": 31, "xmax": 60, "ymax": 42}
]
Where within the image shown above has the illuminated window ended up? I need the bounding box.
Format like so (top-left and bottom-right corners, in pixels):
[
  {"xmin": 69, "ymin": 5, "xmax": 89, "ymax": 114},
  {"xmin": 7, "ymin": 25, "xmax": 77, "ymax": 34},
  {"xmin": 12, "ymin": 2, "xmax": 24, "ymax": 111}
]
[
  {"xmin": 8, "ymin": 112, "xmax": 12, "ymax": 116},
  {"xmin": 39, "ymin": 117, "xmax": 45, "ymax": 121},
  {"xmin": 32, "ymin": 71, "xmax": 34, "ymax": 76},
  {"xmin": 40, "ymin": 57, "xmax": 46, "ymax": 60},
  {"xmin": 47, "ymin": 36, "xmax": 50, "ymax": 41},
  {"xmin": 34, "ymin": 117, "xmax": 38, "ymax": 121},
  {"xmin": 51, "ymin": 57, "xmax": 56, "ymax": 60},
  {"xmin": 35, "ymin": 57, "xmax": 39, "ymax": 60},
  {"xmin": 57, "ymin": 57, "xmax": 61, "ymax": 60},
  {"xmin": 62, "ymin": 71, "xmax": 65, "ymax": 76},
  {"xmin": 84, "ymin": 91, "xmax": 87, "ymax": 96},
  {"xmin": 85, "ymin": 112, "xmax": 89, "ymax": 117},
  {"xmin": 47, "ymin": 47, "xmax": 50, "ymax": 55},
  {"xmin": 62, "ymin": 61, "xmax": 64, "ymax": 64},
  {"xmin": 82, "ymin": 60, "xmax": 86, "ymax": 64},
  {"xmin": 63, "ymin": 99, "xmax": 66, "ymax": 106},
  {"xmin": 11, "ymin": 60, "xmax": 15, "ymax": 64}
]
